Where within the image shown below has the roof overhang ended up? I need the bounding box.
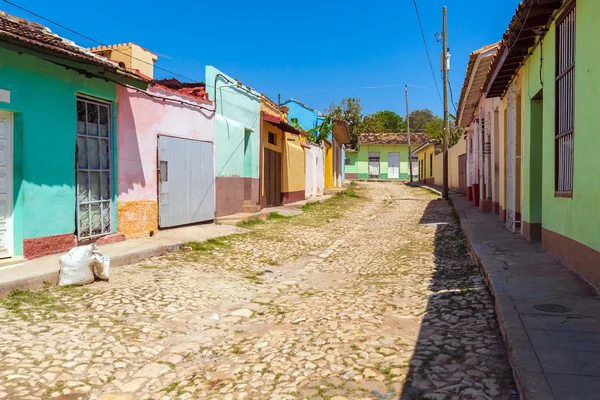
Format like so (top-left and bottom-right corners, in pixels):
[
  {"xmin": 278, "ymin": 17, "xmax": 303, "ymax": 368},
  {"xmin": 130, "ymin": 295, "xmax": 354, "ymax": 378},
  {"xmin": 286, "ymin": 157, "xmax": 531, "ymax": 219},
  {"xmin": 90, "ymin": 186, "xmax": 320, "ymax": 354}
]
[
  {"xmin": 332, "ymin": 119, "xmax": 351, "ymax": 144},
  {"xmin": 484, "ymin": 0, "xmax": 562, "ymax": 98},
  {"xmin": 457, "ymin": 43, "xmax": 499, "ymax": 127}
]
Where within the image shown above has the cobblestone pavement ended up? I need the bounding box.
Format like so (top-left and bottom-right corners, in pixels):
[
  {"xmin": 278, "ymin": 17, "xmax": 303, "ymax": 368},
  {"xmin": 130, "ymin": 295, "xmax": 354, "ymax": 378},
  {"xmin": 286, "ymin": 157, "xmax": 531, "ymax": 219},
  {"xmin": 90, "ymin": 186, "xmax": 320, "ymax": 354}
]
[{"xmin": 0, "ymin": 183, "xmax": 516, "ymax": 400}]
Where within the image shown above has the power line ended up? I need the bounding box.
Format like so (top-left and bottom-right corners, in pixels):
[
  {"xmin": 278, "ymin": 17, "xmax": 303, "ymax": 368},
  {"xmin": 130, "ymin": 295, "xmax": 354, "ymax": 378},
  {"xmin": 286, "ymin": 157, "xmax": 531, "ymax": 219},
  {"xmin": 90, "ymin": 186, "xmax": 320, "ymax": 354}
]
[
  {"xmin": 412, "ymin": 0, "xmax": 443, "ymax": 106},
  {"xmin": 448, "ymin": 74, "xmax": 458, "ymax": 116},
  {"xmin": 1, "ymin": 1, "xmax": 288, "ymax": 99},
  {"xmin": 0, "ymin": 0, "xmax": 206, "ymax": 83}
]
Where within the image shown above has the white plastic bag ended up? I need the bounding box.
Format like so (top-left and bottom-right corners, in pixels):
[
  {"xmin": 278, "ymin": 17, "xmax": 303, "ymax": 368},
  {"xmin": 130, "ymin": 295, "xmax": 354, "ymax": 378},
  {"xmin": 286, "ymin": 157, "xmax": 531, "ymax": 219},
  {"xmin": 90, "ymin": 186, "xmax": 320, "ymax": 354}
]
[
  {"xmin": 59, "ymin": 244, "xmax": 109, "ymax": 286},
  {"xmin": 93, "ymin": 255, "xmax": 110, "ymax": 281}
]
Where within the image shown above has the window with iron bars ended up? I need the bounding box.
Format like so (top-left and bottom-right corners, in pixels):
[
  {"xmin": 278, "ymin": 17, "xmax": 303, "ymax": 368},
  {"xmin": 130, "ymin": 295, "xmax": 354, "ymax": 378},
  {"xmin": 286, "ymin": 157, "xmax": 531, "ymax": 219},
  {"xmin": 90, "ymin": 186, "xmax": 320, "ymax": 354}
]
[{"xmin": 555, "ymin": 2, "xmax": 575, "ymax": 195}]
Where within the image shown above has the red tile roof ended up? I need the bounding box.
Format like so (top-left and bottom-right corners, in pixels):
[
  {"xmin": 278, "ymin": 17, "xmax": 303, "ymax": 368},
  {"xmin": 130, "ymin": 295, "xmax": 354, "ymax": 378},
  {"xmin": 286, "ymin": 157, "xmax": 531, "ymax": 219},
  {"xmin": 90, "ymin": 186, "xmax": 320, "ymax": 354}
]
[
  {"xmin": 0, "ymin": 11, "xmax": 145, "ymax": 83},
  {"xmin": 155, "ymin": 78, "xmax": 209, "ymax": 101},
  {"xmin": 358, "ymin": 132, "xmax": 429, "ymax": 146},
  {"xmin": 484, "ymin": 0, "xmax": 562, "ymax": 98}
]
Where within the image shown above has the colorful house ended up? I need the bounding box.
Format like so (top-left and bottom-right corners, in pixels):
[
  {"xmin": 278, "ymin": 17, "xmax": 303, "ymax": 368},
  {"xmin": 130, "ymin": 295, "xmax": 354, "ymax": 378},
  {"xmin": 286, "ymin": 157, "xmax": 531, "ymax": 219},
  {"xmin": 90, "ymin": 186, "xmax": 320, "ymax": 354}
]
[
  {"xmin": 413, "ymin": 141, "xmax": 439, "ymax": 186},
  {"xmin": 206, "ymin": 66, "xmax": 261, "ymax": 216},
  {"xmin": 260, "ymin": 96, "xmax": 306, "ymax": 207},
  {"xmin": 282, "ymin": 99, "xmax": 349, "ymax": 190},
  {"xmin": 456, "ymin": 42, "xmax": 501, "ymax": 212},
  {"xmin": 91, "ymin": 46, "xmax": 217, "ymax": 239},
  {"xmin": 0, "ymin": 12, "xmax": 147, "ymax": 259},
  {"xmin": 484, "ymin": 0, "xmax": 600, "ymax": 288},
  {"xmin": 346, "ymin": 133, "xmax": 427, "ymax": 180}
]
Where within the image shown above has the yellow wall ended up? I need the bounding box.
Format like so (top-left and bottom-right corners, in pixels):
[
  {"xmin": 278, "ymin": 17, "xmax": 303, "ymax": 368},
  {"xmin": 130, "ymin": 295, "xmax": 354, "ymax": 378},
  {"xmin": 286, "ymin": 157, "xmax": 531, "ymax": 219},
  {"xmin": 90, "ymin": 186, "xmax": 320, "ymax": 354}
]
[
  {"xmin": 417, "ymin": 144, "xmax": 436, "ymax": 180},
  {"xmin": 434, "ymin": 135, "xmax": 466, "ymax": 191},
  {"xmin": 283, "ymin": 132, "xmax": 305, "ymax": 193},
  {"xmin": 324, "ymin": 142, "xmax": 333, "ymax": 189},
  {"xmin": 91, "ymin": 43, "xmax": 157, "ymax": 79}
]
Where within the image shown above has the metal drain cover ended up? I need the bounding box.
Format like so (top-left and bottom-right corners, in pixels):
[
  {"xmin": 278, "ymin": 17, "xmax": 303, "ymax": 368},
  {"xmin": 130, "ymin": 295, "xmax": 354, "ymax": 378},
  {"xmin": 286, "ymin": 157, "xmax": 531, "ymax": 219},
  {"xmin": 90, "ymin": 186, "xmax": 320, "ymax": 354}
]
[{"xmin": 533, "ymin": 304, "xmax": 572, "ymax": 313}]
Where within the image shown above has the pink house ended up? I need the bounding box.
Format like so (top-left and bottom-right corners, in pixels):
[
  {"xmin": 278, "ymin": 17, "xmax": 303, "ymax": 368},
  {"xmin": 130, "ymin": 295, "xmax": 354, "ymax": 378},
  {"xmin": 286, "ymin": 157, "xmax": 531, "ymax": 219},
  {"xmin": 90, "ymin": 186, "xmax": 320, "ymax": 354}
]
[
  {"xmin": 117, "ymin": 82, "xmax": 216, "ymax": 238},
  {"xmin": 92, "ymin": 43, "xmax": 216, "ymax": 239}
]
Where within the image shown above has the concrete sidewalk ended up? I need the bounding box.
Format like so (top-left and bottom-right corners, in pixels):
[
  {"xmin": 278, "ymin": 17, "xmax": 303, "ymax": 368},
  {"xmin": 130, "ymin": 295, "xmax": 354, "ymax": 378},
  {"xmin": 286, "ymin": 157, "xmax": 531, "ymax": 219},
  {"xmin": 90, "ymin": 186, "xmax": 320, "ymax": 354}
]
[
  {"xmin": 452, "ymin": 193, "xmax": 600, "ymax": 400},
  {"xmin": 0, "ymin": 223, "xmax": 247, "ymax": 297}
]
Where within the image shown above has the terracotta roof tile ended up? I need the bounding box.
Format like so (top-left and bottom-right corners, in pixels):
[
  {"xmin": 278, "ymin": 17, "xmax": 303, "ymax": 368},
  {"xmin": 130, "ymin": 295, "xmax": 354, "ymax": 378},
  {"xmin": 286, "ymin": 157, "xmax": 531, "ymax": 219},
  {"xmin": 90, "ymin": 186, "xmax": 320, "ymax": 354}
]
[
  {"xmin": 0, "ymin": 11, "xmax": 145, "ymax": 82},
  {"xmin": 358, "ymin": 132, "xmax": 429, "ymax": 146}
]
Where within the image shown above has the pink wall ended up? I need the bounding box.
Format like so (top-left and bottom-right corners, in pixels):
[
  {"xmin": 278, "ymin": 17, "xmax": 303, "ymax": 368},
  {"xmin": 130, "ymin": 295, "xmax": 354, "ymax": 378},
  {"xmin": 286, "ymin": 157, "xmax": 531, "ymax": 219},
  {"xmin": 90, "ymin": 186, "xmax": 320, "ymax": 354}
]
[{"xmin": 117, "ymin": 86, "xmax": 216, "ymax": 201}]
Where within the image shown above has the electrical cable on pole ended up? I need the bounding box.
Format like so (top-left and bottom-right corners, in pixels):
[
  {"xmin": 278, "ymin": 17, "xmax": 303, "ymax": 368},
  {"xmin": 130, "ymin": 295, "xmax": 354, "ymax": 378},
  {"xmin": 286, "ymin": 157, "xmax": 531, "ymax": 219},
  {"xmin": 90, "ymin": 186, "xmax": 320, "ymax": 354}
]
[{"xmin": 442, "ymin": 6, "xmax": 449, "ymax": 199}]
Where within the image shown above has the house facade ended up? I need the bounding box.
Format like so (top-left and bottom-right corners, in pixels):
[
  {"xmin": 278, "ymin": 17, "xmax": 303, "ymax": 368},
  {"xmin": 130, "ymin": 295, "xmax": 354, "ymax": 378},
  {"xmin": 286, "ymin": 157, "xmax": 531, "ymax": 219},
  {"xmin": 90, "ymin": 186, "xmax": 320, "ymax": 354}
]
[
  {"xmin": 206, "ymin": 66, "xmax": 261, "ymax": 216},
  {"xmin": 484, "ymin": 0, "xmax": 600, "ymax": 288},
  {"xmin": 414, "ymin": 141, "xmax": 438, "ymax": 186},
  {"xmin": 456, "ymin": 43, "xmax": 502, "ymax": 212},
  {"xmin": 346, "ymin": 133, "xmax": 427, "ymax": 180},
  {"xmin": 91, "ymin": 45, "xmax": 217, "ymax": 238},
  {"xmin": 0, "ymin": 12, "xmax": 147, "ymax": 259},
  {"xmin": 260, "ymin": 96, "xmax": 306, "ymax": 207},
  {"xmin": 282, "ymin": 99, "xmax": 348, "ymax": 190}
]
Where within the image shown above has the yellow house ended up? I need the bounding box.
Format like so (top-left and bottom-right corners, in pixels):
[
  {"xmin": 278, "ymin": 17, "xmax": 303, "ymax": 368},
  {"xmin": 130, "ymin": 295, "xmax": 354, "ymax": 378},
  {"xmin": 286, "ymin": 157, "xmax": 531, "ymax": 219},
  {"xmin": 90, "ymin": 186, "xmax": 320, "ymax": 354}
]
[
  {"xmin": 414, "ymin": 141, "xmax": 438, "ymax": 185},
  {"xmin": 260, "ymin": 96, "xmax": 306, "ymax": 207},
  {"xmin": 91, "ymin": 43, "xmax": 157, "ymax": 79}
]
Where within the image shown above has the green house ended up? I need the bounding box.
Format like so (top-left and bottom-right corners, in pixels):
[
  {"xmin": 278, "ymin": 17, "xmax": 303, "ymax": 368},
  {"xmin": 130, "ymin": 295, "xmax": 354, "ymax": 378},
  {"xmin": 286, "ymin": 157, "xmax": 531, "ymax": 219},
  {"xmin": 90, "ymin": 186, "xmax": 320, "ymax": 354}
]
[
  {"xmin": 0, "ymin": 12, "xmax": 146, "ymax": 259},
  {"xmin": 485, "ymin": 0, "xmax": 600, "ymax": 288},
  {"xmin": 345, "ymin": 133, "xmax": 427, "ymax": 181}
]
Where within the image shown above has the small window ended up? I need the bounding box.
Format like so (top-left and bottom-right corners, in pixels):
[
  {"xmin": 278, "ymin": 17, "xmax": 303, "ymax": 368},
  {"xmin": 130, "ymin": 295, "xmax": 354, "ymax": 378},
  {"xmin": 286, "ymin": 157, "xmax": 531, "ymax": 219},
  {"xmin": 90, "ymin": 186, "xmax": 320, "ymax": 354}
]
[{"xmin": 268, "ymin": 132, "xmax": 276, "ymax": 145}]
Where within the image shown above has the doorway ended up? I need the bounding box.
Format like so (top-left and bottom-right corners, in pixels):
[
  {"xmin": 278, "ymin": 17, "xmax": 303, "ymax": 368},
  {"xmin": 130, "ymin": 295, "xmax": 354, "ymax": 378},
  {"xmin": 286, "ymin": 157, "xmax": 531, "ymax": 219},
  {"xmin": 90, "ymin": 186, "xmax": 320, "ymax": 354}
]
[
  {"xmin": 264, "ymin": 148, "xmax": 281, "ymax": 207},
  {"xmin": 0, "ymin": 111, "xmax": 13, "ymax": 258},
  {"xmin": 368, "ymin": 152, "xmax": 380, "ymax": 178},
  {"xmin": 388, "ymin": 152, "xmax": 400, "ymax": 179},
  {"xmin": 527, "ymin": 90, "xmax": 544, "ymax": 240},
  {"xmin": 158, "ymin": 136, "xmax": 215, "ymax": 228},
  {"xmin": 458, "ymin": 154, "xmax": 467, "ymax": 193}
]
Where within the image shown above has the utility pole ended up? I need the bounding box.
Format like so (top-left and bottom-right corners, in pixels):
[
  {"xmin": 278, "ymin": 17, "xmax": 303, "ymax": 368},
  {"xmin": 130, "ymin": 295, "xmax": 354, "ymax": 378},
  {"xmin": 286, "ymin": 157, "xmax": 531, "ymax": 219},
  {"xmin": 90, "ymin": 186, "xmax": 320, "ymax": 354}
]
[
  {"xmin": 405, "ymin": 85, "xmax": 412, "ymax": 182},
  {"xmin": 442, "ymin": 6, "xmax": 449, "ymax": 199}
]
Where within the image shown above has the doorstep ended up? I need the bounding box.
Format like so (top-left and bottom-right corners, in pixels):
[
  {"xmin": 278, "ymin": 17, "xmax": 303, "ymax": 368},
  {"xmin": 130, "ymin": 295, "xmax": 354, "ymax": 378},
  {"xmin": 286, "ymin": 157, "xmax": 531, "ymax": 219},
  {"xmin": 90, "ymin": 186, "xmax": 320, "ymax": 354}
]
[
  {"xmin": 0, "ymin": 223, "xmax": 247, "ymax": 297},
  {"xmin": 451, "ymin": 193, "xmax": 600, "ymax": 400}
]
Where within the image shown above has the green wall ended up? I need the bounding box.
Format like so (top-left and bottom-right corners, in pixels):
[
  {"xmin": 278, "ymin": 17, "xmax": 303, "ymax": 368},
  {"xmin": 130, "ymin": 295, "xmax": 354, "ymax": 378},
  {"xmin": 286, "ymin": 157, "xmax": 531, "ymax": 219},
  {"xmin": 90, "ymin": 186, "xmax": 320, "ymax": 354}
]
[
  {"xmin": 345, "ymin": 152, "xmax": 358, "ymax": 174},
  {"xmin": 522, "ymin": 0, "xmax": 600, "ymax": 253},
  {"xmin": 355, "ymin": 144, "xmax": 409, "ymax": 180},
  {"xmin": 0, "ymin": 47, "xmax": 118, "ymax": 255}
]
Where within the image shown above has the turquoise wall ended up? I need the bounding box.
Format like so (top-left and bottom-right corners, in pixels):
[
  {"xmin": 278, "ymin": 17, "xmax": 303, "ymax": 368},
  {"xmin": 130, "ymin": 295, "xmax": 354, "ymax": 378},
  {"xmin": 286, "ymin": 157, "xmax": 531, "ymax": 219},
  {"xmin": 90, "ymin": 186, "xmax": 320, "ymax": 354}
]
[
  {"xmin": 0, "ymin": 47, "xmax": 118, "ymax": 255},
  {"xmin": 282, "ymin": 100, "xmax": 320, "ymax": 131},
  {"xmin": 206, "ymin": 66, "xmax": 260, "ymax": 179}
]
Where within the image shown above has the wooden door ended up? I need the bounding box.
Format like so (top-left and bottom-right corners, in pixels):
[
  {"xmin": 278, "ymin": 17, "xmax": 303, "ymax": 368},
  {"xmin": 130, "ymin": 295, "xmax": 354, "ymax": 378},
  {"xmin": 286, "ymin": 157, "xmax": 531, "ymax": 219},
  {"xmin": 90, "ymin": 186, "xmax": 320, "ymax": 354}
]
[
  {"xmin": 264, "ymin": 148, "xmax": 281, "ymax": 207},
  {"xmin": 458, "ymin": 154, "xmax": 467, "ymax": 194}
]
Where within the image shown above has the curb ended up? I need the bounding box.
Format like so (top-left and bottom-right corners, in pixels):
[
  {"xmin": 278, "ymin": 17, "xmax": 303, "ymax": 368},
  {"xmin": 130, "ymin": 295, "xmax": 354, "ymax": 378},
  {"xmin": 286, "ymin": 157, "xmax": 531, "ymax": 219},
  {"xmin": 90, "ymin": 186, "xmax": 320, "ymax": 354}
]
[{"xmin": 449, "ymin": 195, "xmax": 554, "ymax": 400}]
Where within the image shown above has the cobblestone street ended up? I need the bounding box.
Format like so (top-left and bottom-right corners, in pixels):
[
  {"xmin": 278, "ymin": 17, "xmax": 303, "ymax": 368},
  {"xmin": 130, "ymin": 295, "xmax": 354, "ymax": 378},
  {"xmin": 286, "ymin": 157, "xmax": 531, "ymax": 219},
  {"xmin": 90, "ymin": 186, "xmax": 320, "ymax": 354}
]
[{"xmin": 0, "ymin": 182, "xmax": 516, "ymax": 400}]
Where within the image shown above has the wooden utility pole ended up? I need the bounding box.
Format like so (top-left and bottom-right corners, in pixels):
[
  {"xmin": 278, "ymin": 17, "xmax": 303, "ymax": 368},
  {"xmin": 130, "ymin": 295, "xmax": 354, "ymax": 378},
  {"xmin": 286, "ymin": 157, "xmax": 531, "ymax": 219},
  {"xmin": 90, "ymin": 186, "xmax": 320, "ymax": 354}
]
[
  {"xmin": 405, "ymin": 85, "xmax": 412, "ymax": 182},
  {"xmin": 442, "ymin": 6, "xmax": 449, "ymax": 199}
]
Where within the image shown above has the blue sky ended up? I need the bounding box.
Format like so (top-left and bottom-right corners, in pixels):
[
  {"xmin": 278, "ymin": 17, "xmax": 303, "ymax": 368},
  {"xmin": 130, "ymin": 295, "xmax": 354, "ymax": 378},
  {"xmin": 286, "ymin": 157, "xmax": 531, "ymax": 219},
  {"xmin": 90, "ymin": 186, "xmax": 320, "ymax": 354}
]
[{"xmin": 3, "ymin": 0, "xmax": 519, "ymax": 117}]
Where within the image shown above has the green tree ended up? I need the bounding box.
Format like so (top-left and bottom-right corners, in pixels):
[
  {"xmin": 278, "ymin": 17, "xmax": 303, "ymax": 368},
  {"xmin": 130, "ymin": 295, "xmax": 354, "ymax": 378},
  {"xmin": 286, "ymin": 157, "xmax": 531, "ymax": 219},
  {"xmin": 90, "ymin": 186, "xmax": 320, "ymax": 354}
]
[
  {"xmin": 408, "ymin": 108, "xmax": 437, "ymax": 131},
  {"xmin": 291, "ymin": 115, "xmax": 333, "ymax": 144},
  {"xmin": 424, "ymin": 114, "xmax": 462, "ymax": 148},
  {"xmin": 327, "ymin": 98, "xmax": 363, "ymax": 148},
  {"xmin": 358, "ymin": 110, "xmax": 406, "ymax": 133}
]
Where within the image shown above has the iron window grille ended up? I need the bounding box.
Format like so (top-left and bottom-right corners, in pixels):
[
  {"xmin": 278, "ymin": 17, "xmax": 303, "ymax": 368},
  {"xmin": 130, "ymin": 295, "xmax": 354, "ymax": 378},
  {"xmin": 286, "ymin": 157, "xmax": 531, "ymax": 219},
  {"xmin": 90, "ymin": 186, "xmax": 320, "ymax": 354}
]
[{"xmin": 555, "ymin": 2, "xmax": 576, "ymax": 195}]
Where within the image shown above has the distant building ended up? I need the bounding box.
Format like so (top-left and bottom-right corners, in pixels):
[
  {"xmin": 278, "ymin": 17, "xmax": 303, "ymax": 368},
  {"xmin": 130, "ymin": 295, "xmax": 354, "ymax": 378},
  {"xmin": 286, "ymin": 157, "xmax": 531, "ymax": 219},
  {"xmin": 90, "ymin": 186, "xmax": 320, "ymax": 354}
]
[{"xmin": 345, "ymin": 133, "xmax": 427, "ymax": 181}]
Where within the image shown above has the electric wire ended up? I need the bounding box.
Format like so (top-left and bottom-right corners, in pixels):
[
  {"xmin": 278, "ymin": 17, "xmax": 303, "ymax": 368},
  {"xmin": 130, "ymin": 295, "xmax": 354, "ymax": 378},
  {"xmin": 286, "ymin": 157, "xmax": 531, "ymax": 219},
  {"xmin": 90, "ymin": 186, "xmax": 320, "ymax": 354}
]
[{"xmin": 412, "ymin": 0, "xmax": 443, "ymax": 106}]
